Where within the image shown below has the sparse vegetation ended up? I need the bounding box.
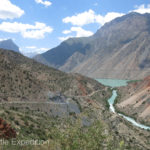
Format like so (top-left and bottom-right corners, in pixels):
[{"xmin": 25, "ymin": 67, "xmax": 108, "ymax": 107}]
[
  {"xmin": 0, "ymin": 105, "xmax": 126, "ymax": 150},
  {"xmin": 0, "ymin": 49, "xmax": 150, "ymax": 150}
]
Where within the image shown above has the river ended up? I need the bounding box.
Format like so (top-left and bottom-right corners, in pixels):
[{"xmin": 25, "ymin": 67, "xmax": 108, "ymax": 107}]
[{"xmin": 96, "ymin": 79, "xmax": 150, "ymax": 130}]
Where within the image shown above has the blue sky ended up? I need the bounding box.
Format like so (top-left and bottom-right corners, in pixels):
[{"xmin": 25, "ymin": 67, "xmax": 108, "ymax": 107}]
[{"xmin": 0, "ymin": 0, "xmax": 150, "ymax": 57}]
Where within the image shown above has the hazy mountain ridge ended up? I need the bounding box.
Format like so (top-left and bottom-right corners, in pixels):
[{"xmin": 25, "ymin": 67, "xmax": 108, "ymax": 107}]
[
  {"xmin": 34, "ymin": 12, "xmax": 150, "ymax": 79},
  {"xmin": 0, "ymin": 39, "xmax": 20, "ymax": 53}
]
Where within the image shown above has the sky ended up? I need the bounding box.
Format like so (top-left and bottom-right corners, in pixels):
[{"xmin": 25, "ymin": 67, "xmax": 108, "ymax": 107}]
[{"xmin": 0, "ymin": 0, "xmax": 150, "ymax": 57}]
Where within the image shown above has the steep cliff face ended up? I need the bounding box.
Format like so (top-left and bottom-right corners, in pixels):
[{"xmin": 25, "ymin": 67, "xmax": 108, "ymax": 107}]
[{"xmin": 34, "ymin": 12, "xmax": 150, "ymax": 79}]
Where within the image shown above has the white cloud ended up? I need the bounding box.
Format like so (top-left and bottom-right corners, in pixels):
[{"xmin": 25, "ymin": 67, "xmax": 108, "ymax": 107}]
[
  {"xmin": 70, "ymin": 27, "xmax": 93, "ymax": 37},
  {"xmin": 0, "ymin": 22, "xmax": 53, "ymax": 39},
  {"xmin": 63, "ymin": 9, "xmax": 96, "ymax": 26},
  {"xmin": 63, "ymin": 9, "xmax": 124, "ymax": 26},
  {"xmin": 58, "ymin": 36, "xmax": 73, "ymax": 41},
  {"xmin": 35, "ymin": 0, "xmax": 52, "ymax": 7},
  {"xmin": 0, "ymin": 0, "xmax": 24, "ymax": 20},
  {"xmin": 59, "ymin": 27, "xmax": 93, "ymax": 41},
  {"xmin": 21, "ymin": 46, "xmax": 48, "ymax": 54},
  {"xmin": 133, "ymin": 4, "xmax": 150, "ymax": 14},
  {"xmin": 95, "ymin": 12, "xmax": 124, "ymax": 25},
  {"xmin": 62, "ymin": 30, "xmax": 72, "ymax": 34}
]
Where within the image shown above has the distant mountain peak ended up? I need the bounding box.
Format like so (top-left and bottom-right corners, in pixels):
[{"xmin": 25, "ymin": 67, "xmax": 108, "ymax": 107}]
[{"xmin": 0, "ymin": 39, "xmax": 20, "ymax": 53}]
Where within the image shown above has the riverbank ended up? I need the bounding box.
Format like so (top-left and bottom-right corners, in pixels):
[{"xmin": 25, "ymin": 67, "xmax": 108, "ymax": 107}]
[{"xmin": 110, "ymin": 90, "xmax": 150, "ymax": 130}]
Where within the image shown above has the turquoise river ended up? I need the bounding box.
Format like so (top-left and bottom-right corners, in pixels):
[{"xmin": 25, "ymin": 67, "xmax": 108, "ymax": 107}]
[{"xmin": 96, "ymin": 79, "xmax": 150, "ymax": 130}]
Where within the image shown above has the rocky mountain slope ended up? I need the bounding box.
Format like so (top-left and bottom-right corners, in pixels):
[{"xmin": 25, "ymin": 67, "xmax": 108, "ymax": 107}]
[
  {"xmin": 116, "ymin": 76, "xmax": 150, "ymax": 126},
  {"xmin": 0, "ymin": 48, "xmax": 107, "ymax": 102},
  {"xmin": 0, "ymin": 39, "xmax": 20, "ymax": 53},
  {"xmin": 35, "ymin": 12, "xmax": 150, "ymax": 80}
]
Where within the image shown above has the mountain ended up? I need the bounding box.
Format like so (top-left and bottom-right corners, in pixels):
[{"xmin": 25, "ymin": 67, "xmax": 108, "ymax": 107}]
[
  {"xmin": 34, "ymin": 12, "xmax": 150, "ymax": 80},
  {"xmin": 34, "ymin": 37, "xmax": 92, "ymax": 68},
  {"xmin": 0, "ymin": 48, "xmax": 107, "ymax": 102},
  {"xmin": 0, "ymin": 39, "xmax": 20, "ymax": 53}
]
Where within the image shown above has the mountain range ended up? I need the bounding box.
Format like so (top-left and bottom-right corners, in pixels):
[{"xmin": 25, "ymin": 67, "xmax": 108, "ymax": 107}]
[{"xmin": 34, "ymin": 12, "xmax": 150, "ymax": 80}]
